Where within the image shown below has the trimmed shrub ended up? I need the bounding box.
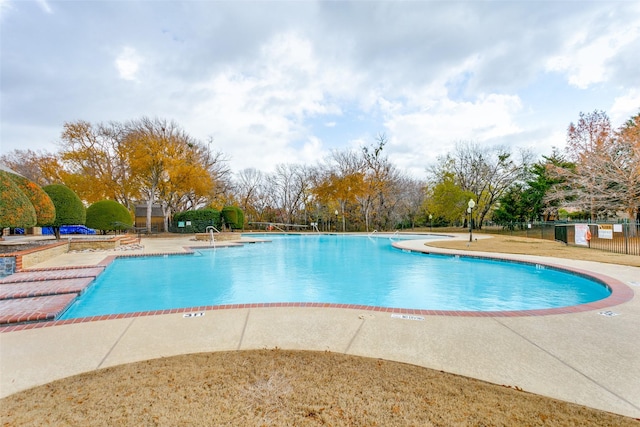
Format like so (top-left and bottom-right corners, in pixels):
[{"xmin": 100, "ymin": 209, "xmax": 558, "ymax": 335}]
[
  {"xmin": 43, "ymin": 184, "xmax": 86, "ymax": 239},
  {"xmin": 7, "ymin": 173, "xmax": 56, "ymax": 226},
  {"xmin": 0, "ymin": 170, "xmax": 36, "ymax": 232},
  {"xmin": 86, "ymin": 200, "xmax": 133, "ymax": 234},
  {"xmin": 172, "ymin": 209, "xmax": 221, "ymax": 233},
  {"xmin": 221, "ymin": 206, "xmax": 244, "ymax": 230}
]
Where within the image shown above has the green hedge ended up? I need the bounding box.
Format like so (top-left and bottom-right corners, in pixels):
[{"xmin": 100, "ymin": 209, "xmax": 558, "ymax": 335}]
[
  {"xmin": 7, "ymin": 173, "xmax": 56, "ymax": 226},
  {"xmin": 0, "ymin": 170, "xmax": 37, "ymax": 229},
  {"xmin": 86, "ymin": 200, "xmax": 133, "ymax": 234},
  {"xmin": 172, "ymin": 209, "xmax": 221, "ymax": 233},
  {"xmin": 221, "ymin": 206, "xmax": 244, "ymax": 230},
  {"xmin": 42, "ymin": 184, "xmax": 85, "ymax": 239}
]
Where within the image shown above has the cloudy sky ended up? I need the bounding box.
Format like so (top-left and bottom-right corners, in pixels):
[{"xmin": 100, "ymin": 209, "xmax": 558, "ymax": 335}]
[{"xmin": 1, "ymin": 0, "xmax": 639, "ymax": 179}]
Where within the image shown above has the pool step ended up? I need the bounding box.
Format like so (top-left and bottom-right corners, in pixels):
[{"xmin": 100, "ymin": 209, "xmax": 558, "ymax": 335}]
[
  {"xmin": 0, "ymin": 267, "xmax": 104, "ymax": 284},
  {"xmin": 118, "ymin": 235, "xmax": 139, "ymax": 246},
  {"xmin": 0, "ymin": 268, "xmax": 103, "ymax": 326},
  {"xmin": 0, "ymin": 294, "xmax": 78, "ymax": 325},
  {"xmin": 0, "ymin": 277, "xmax": 94, "ymax": 300}
]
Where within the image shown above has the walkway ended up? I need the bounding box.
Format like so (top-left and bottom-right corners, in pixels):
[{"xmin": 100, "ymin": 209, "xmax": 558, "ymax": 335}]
[{"xmin": 0, "ymin": 234, "xmax": 638, "ymax": 419}]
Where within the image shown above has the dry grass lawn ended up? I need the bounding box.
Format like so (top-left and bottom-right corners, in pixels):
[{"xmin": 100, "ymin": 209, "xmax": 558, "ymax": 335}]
[
  {"xmin": 1, "ymin": 234, "xmax": 639, "ymax": 426},
  {"xmin": 426, "ymin": 234, "xmax": 640, "ymax": 267},
  {"xmin": 2, "ymin": 350, "xmax": 638, "ymax": 426}
]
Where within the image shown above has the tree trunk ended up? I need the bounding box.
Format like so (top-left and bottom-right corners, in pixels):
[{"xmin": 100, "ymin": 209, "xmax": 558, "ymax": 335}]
[
  {"xmin": 162, "ymin": 202, "xmax": 170, "ymax": 232},
  {"xmin": 146, "ymin": 193, "xmax": 154, "ymax": 233}
]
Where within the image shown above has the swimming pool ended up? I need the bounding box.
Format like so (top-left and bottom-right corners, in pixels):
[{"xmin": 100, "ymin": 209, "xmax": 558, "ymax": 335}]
[{"xmin": 59, "ymin": 234, "xmax": 611, "ymax": 320}]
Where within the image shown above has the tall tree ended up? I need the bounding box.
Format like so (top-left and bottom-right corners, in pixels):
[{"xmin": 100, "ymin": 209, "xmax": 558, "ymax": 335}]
[
  {"xmin": 565, "ymin": 110, "xmax": 612, "ymax": 220},
  {"xmin": 612, "ymin": 113, "xmax": 640, "ymax": 221},
  {"xmin": 59, "ymin": 120, "xmax": 135, "ymax": 207},
  {"xmin": 424, "ymin": 172, "xmax": 475, "ymax": 226},
  {"xmin": 0, "ymin": 171, "xmax": 37, "ymax": 236},
  {"xmin": 428, "ymin": 141, "xmax": 530, "ymax": 228},
  {"xmin": 395, "ymin": 177, "xmax": 426, "ymax": 229},
  {"xmin": 265, "ymin": 163, "xmax": 312, "ymax": 225},
  {"xmin": 123, "ymin": 117, "xmax": 214, "ymax": 232},
  {"xmin": 547, "ymin": 110, "xmax": 639, "ymax": 221},
  {"xmin": 0, "ymin": 149, "xmax": 64, "ymax": 186},
  {"xmin": 320, "ymin": 148, "xmax": 366, "ymax": 231},
  {"xmin": 233, "ymin": 168, "xmax": 265, "ymax": 223},
  {"xmin": 7, "ymin": 173, "xmax": 56, "ymax": 227},
  {"xmin": 360, "ymin": 134, "xmax": 399, "ymax": 231}
]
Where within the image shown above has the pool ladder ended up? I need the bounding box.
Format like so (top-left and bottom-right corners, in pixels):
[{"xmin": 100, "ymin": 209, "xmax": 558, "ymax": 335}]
[{"xmin": 206, "ymin": 226, "xmax": 219, "ymax": 248}]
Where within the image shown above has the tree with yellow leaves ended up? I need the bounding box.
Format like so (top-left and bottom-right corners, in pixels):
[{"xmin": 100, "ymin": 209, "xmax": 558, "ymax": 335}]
[{"xmin": 123, "ymin": 117, "xmax": 227, "ymax": 232}]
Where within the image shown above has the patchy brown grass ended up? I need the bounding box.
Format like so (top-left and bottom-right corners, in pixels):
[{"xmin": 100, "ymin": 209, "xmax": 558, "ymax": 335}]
[
  {"xmin": 2, "ymin": 350, "xmax": 638, "ymax": 426},
  {"xmin": 427, "ymin": 234, "xmax": 640, "ymax": 267}
]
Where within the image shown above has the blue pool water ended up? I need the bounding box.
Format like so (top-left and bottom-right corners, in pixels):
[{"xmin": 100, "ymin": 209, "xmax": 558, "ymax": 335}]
[{"xmin": 60, "ymin": 234, "xmax": 611, "ymax": 319}]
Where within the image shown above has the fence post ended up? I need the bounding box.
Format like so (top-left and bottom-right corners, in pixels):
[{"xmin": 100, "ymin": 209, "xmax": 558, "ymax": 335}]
[{"xmin": 624, "ymin": 222, "xmax": 629, "ymax": 255}]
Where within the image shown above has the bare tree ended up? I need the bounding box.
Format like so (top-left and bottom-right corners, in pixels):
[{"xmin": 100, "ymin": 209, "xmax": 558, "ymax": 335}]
[
  {"xmin": 234, "ymin": 168, "xmax": 265, "ymax": 223},
  {"xmin": 265, "ymin": 163, "xmax": 312, "ymax": 225},
  {"xmin": 546, "ymin": 110, "xmax": 639, "ymax": 221},
  {"xmin": 428, "ymin": 141, "xmax": 531, "ymax": 228},
  {"xmin": 395, "ymin": 177, "xmax": 427, "ymax": 229},
  {"xmin": 612, "ymin": 113, "xmax": 640, "ymax": 221}
]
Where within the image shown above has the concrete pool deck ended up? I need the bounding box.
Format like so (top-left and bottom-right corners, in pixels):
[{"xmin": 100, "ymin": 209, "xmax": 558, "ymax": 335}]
[{"xmin": 0, "ymin": 233, "xmax": 639, "ymax": 418}]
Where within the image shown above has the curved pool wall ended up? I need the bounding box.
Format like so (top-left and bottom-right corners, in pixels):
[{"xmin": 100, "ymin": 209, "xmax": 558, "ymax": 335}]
[{"xmin": 56, "ymin": 234, "xmax": 629, "ymax": 322}]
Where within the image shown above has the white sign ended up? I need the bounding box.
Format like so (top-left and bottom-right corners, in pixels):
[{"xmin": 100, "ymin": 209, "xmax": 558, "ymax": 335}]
[
  {"xmin": 613, "ymin": 224, "xmax": 623, "ymax": 233},
  {"xmin": 574, "ymin": 224, "xmax": 590, "ymax": 246},
  {"xmin": 598, "ymin": 224, "xmax": 613, "ymax": 239}
]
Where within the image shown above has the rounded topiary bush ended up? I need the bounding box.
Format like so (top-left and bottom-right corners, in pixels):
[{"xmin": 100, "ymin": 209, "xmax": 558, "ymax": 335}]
[
  {"xmin": 0, "ymin": 170, "xmax": 37, "ymax": 234},
  {"xmin": 42, "ymin": 184, "xmax": 86, "ymax": 239},
  {"xmin": 86, "ymin": 200, "xmax": 132, "ymax": 234},
  {"xmin": 7, "ymin": 173, "xmax": 56, "ymax": 226},
  {"xmin": 221, "ymin": 206, "xmax": 244, "ymax": 230}
]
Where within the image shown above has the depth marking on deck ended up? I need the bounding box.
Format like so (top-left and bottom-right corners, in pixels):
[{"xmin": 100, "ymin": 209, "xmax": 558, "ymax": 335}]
[
  {"xmin": 183, "ymin": 312, "xmax": 205, "ymax": 318},
  {"xmin": 391, "ymin": 314, "xmax": 425, "ymax": 321},
  {"xmin": 598, "ymin": 311, "xmax": 620, "ymax": 317}
]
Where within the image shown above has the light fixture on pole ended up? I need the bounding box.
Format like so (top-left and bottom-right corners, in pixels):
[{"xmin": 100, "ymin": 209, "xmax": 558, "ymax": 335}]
[
  {"xmin": 429, "ymin": 214, "xmax": 433, "ymax": 232},
  {"xmin": 334, "ymin": 210, "xmax": 339, "ymax": 232},
  {"xmin": 467, "ymin": 199, "xmax": 475, "ymax": 242}
]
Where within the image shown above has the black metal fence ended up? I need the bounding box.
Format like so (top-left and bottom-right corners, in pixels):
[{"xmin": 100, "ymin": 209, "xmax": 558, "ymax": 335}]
[{"xmin": 480, "ymin": 221, "xmax": 640, "ymax": 256}]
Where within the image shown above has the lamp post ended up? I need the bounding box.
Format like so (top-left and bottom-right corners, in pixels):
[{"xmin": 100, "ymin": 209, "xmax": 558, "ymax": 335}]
[
  {"xmin": 429, "ymin": 214, "xmax": 433, "ymax": 232},
  {"xmin": 334, "ymin": 210, "xmax": 339, "ymax": 232},
  {"xmin": 467, "ymin": 199, "xmax": 475, "ymax": 242}
]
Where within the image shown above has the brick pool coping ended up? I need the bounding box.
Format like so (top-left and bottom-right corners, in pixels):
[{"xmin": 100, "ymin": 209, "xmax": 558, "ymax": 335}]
[{"xmin": 0, "ymin": 244, "xmax": 635, "ymax": 333}]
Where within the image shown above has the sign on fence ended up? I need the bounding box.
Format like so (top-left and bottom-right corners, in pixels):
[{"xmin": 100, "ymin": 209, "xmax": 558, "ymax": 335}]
[
  {"xmin": 598, "ymin": 224, "xmax": 613, "ymax": 239},
  {"xmin": 575, "ymin": 224, "xmax": 590, "ymax": 246}
]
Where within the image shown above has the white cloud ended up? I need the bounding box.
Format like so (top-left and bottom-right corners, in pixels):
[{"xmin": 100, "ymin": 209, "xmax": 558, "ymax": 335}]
[
  {"xmin": 610, "ymin": 89, "xmax": 640, "ymax": 125},
  {"xmin": 36, "ymin": 0, "xmax": 52, "ymax": 14},
  {"xmin": 2, "ymin": 1, "xmax": 639, "ymax": 179},
  {"xmin": 546, "ymin": 21, "xmax": 640, "ymax": 89},
  {"xmin": 387, "ymin": 80, "xmax": 524, "ymax": 146},
  {"xmin": 384, "ymin": 93, "xmax": 523, "ymax": 177},
  {"xmin": 115, "ymin": 46, "xmax": 142, "ymax": 81},
  {"xmin": 184, "ymin": 32, "xmax": 359, "ymax": 172}
]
